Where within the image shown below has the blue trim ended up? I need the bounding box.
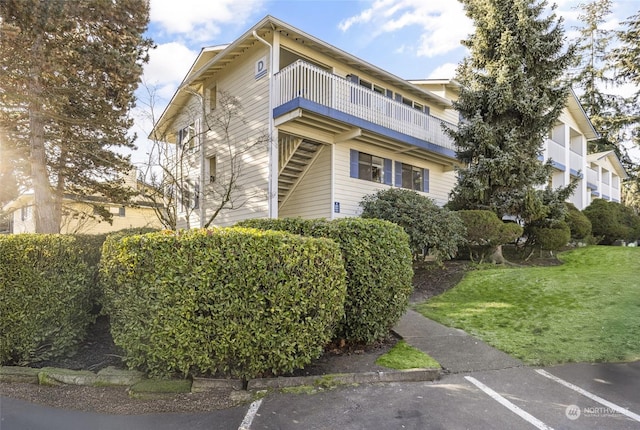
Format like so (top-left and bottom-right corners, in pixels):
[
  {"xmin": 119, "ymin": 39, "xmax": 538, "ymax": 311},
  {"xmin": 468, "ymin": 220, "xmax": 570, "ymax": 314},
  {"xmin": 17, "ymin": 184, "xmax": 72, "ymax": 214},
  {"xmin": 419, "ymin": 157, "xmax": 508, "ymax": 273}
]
[
  {"xmin": 395, "ymin": 161, "xmax": 402, "ymax": 187},
  {"xmin": 591, "ymin": 191, "xmax": 600, "ymax": 197},
  {"xmin": 274, "ymin": 98, "xmax": 457, "ymax": 159},
  {"xmin": 570, "ymin": 169, "xmax": 583, "ymax": 178},
  {"xmin": 537, "ymin": 154, "xmax": 544, "ymax": 161},
  {"xmin": 350, "ymin": 149, "xmax": 359, "ymax": 178},
  {"xmin": 587, "ymin": 182, "xmax": 598, "ymax": 190},
  {"xmin": 550, "ymin": 160, "xmax": 566, "ymax": 171},
  {"xmin": 384, "ymin": 158, "xmax": 392, "ymax": 185},
  {"xmin": 603, "ymin": 194, "xmax": 610, "ymax": 200}
]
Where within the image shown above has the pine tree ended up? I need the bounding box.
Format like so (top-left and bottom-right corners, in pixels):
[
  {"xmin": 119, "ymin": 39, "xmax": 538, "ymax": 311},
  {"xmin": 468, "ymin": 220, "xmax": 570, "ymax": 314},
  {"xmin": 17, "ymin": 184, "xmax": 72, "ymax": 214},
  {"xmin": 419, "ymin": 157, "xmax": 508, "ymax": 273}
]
[
  {"xmin": 448, "ymin": 0, "xmax": 575, "ymax": 223},
  {"xmin": 0, "ymin": 0, "xmax": 153, "ymax": 232},
  {"xmin": 612, "ymin": 9, "xmax": 640, "ymax": 208},
  {"xmin": 571, "ymin": 1, "xmax": 634, "ymax": 171}
]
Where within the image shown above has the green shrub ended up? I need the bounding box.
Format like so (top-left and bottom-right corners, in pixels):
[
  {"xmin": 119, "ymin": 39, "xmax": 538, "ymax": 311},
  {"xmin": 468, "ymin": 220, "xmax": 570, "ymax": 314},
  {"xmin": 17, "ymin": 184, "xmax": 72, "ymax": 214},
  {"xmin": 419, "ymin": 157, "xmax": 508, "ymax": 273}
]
[
  {"xmin": 359, "ymin": 188, "xmax": 466, "ymax": 260},
  {"xmin": 530, "ymin": 221, "xmax": 571, "ymax": 252},
  {"xmin": 100, "ymin": 228, "xmax": 347, "ymax": 379},
  {"xmin": 0, "ymin": 234, "xmax": 93, "ymax": 365},
  {"xmin": 583, "ymin": 199, "xmax": 640, "ymax": 244},
  {"xmin": 74, "ymin": 227, "xmax": 160, "ymax": 312},
  {"xmin": 237, "ymin": 217, "xmax": 414, "ymax": 344},
  {"xmin": 564, "ymin": 203, "xmax": 592, "ymax": 240},
  {"xmin": 456, "ymin": 210, "xmax": 523, "ymax": 261}
]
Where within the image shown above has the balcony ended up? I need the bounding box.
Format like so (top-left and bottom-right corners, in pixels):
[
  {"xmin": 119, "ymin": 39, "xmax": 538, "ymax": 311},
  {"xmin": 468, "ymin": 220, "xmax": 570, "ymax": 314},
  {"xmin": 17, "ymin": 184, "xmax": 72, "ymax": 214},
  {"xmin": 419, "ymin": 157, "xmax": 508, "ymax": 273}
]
[
  {"xmin": 273, "ymin": 60, "xmax": 457, "ymax": 156},
  {"xmin": 586, "ymin": 167, "xmax": 598, "ymax": 190},
  {"xmin": 546, "ymin": 138, "xmax": 566, "ymax": 170}
]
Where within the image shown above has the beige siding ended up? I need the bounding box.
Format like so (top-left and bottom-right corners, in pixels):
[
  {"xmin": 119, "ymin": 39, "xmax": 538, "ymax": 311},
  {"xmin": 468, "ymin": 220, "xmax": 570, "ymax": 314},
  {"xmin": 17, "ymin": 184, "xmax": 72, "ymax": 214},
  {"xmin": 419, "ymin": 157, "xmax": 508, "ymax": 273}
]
[
  {"xmin": 279, "ymin": 144, "xmax": 332, "ymax": 219},
  {"xmin": 195, "ymin": 44, "xmax": 272, "ymax": 227},
  {"xmin": 333, "ymin": 141, "xmax": 456, "ymax": 218},
  {"xmin": 60, "ymin": 203, "xmax": 162, "ymax": 234}
]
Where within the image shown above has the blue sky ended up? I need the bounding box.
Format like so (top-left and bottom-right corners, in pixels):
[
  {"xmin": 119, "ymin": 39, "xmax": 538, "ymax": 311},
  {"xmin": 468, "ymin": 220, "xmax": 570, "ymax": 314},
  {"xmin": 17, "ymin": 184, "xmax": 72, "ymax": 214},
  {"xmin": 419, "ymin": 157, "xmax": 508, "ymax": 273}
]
[{"xmin": 132, "ymin": 0, "xmax": 640, "ymax": 163}]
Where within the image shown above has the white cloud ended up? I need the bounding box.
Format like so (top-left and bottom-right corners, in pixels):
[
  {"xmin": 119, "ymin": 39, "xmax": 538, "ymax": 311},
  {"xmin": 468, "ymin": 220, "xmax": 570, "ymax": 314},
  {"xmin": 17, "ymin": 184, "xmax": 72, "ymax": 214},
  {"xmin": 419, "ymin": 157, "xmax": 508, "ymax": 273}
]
[
  {"xmin": 428, "ymin": 62, "xmax": 458, "ymax": 79},
  {"xmin": 339, "ymin": 0, "xmax": 472, "ymax": 58},
  {"xmin": 149, "ymin": 0, "xmax": 264, "ymax": 41},
  {"xmin": 144, "ymin": 42, "xmax": 198, "ymax": 90}
]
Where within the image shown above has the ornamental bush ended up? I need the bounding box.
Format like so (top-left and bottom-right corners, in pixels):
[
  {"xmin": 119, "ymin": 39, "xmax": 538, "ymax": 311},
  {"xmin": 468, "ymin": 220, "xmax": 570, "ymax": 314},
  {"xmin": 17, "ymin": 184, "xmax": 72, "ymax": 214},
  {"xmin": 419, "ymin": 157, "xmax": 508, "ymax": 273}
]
[
  {"xmin": 0, "ymin": 234, "xmax": 93, "ymax": 365},
  {"xmin": 564, "ymin": 203, "xmax": 592, "ymax": 241},
  {"xmin": 100, "ymin": 228, "xmax": 346, "ymax": 379},
  {"xmin": 583, "ymin": 199, "xmax": 640, "ymax": 244},
  {"xmin": 359, "ymin": 188, "xmax": 466, "ymax": 260},
  {"xmin": 530, "ymin": 220, "xmax": 571, "ymax": 252},
  {"xmin": 237, "ymin": 217, "xmax": 414, "ymax": 344},
  {"xmin": 456, "ymin": 210, "xmax": 523, "ymax": 261}
]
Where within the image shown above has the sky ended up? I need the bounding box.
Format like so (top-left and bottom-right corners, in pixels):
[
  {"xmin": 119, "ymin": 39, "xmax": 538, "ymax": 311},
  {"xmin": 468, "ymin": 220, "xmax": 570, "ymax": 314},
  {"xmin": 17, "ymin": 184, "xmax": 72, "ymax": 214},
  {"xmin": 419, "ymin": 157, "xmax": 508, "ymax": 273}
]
[{"xmin": 131, "ymin": 0, "xmax": 640, "ymax": 165}]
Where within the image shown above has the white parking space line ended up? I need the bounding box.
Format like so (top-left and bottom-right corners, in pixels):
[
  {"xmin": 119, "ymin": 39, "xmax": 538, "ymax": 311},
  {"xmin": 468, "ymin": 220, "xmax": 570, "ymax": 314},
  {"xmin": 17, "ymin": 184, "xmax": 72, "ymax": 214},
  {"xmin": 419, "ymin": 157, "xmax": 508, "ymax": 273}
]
[
  {"xmin": 535, "ymin": 369, "xmax": 640, "ymax": 423},
  {"xmin": 238, "ymin": 399, "xmax": 263, "ymax": 430},
  {"xmin": 464, "ymin": 376, "xmax": 555, "ymax": 430}
]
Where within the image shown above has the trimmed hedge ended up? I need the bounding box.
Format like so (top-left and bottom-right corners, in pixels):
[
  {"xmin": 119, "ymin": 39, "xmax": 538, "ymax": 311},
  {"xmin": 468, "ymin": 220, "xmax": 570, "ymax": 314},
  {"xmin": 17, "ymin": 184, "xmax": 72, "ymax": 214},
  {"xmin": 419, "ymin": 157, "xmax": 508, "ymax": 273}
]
[
  {"xmin": 0, "ymin": 234, "xmax": 93, "ymax": 365},
  {"xmin": 237, "ymin": 217, "xmax": 414, "ymax": 344},
  {"xmin": 456, "ymin": 210, "xmax": 523, "ymax": 261},
  {"xmin": 530, "ymin": 221, "xmax": 571, "ymax": 252},
  {"xmin": 359, "ymin": 188, "xmax": 466, "ymax": 260},
  {"xmin": 583, "ymin": 199, "xmax": 640, "ymax": 244},
  {"xmin": 100, "ymin": 228, "xmax": 347, "ymax": 379},
  {"xmin": 74, "ymin": 227, "xmax": 160, "ymax": 311},
  {"xmin": 564, "ymin": 203, "xmax": 592, "ymax": 240}
]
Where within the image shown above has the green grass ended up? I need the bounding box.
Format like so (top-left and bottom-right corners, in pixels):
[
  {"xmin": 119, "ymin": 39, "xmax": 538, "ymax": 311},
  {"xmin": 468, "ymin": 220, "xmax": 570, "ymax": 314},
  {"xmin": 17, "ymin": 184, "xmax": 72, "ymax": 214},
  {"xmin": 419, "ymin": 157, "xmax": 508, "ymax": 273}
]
[
  {"xmin": 416, "ymin": 246, "xmax": 640, "ymax": 366},
  {"xmin": 375, "ymin": 340, "xmax": 440, "ymax": 369}
]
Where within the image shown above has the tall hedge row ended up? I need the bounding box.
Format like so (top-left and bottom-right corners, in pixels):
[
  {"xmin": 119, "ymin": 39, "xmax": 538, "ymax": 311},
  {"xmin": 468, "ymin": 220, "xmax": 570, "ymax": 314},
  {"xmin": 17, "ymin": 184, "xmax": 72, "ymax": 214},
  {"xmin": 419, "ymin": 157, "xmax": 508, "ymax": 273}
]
[
  {"xmin": 0, "ymin": 235, "xmax": 93, "ymax": 365},
  {"xmin": 100, "ymin": 228, "xmax": 347, "ymax": 379},
  {"xmin": 237, "ymin": 217, "xmax": 414, "ymax": 344}
]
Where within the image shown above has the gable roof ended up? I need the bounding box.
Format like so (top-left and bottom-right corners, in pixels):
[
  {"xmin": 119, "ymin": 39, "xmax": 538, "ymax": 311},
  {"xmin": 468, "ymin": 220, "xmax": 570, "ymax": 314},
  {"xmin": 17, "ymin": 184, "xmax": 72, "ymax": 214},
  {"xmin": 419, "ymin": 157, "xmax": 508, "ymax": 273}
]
[
  {"xmin": 151, "ymin": 15, "xmax": 453, "ymax": 141},
  {"xmin": 587, "ymin": 150, "xmax": 629, "ymax": 179}
]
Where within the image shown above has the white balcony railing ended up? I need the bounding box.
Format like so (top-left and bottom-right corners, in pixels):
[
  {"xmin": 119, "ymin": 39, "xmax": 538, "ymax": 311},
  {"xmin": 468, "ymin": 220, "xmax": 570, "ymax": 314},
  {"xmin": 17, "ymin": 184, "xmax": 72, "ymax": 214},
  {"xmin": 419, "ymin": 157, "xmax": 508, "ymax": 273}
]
[
  {"xmin": 586, "ymin": 167, "xmax": 599, "ymax": 186},
  {"xmin": 274, "ymin": 60, "xmax": 456, "ymax": 151},
  {"xmin": 569, "ymin": 150, "xmax": 583, "ymax": 173},
  {"xmin": 546, "ymin": 138, "xmax": 565, "ymax": 165}
]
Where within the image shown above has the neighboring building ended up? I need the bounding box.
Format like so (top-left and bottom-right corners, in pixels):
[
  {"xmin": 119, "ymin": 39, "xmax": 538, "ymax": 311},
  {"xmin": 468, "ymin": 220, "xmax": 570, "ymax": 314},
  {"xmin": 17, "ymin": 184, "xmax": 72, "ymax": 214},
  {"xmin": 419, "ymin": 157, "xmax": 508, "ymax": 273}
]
[
  {"xmin": 3, "ymin": 172, "xmax": 164, "ymax": 234},
  {"xmin": 151, "ymin": 15, "xmax": 461, "ymax": 228},
  {"xmin": 152, "ymin": 15, "xmax": 626, "ymax": 228},
  {"xmin": 586, "ymin": 151, "xmax": 627, "ymax": 204}
]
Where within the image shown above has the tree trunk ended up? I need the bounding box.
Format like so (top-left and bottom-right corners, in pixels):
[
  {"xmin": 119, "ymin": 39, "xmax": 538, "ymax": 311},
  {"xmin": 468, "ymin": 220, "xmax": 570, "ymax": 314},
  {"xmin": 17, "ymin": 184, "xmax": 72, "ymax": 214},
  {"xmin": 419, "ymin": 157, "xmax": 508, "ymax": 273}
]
[
  {"xmin": 29, "ymin": 34, "xmax": 58, "ymax": 233},
  {"xmin": 490, "ymin": 244, "xmax": 506, "ymax": 265}
]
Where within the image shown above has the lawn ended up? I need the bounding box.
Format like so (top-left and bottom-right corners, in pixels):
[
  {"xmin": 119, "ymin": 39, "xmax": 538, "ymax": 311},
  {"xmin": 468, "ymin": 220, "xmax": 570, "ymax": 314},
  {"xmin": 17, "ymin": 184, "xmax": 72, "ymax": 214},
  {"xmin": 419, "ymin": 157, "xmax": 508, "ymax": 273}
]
[{"xmin": 416, "ymin": 246, "xmax": 640, "ymax": 366}]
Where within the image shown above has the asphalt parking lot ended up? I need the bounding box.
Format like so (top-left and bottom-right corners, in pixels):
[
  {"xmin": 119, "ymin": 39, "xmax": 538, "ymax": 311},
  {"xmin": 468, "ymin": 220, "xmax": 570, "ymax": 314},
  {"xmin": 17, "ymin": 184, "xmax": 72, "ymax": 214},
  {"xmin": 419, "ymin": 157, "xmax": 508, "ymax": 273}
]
[{"xmin": 2, "ymin": 361, "xmax": 639, "ymax": 430}]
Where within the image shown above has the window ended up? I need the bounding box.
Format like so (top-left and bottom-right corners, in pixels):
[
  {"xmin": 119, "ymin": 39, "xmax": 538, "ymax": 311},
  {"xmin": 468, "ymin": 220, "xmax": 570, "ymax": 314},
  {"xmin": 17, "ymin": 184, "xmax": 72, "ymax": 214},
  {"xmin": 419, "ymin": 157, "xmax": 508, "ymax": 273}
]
[
  {"xmin": 359, "ymin": 152, "xmax": 384, "ymax": 183},
  {"xmin": 194, "ymin": 183, "xmax": 200, "ymax": 210},
  {"xmin": 350, "ymin": 149, "xmax": 392, "ymax": 185},
  {"xmin": 208, "ymin": 156, "xmax": 217, "ymax": 183},
  {"xmin": 20, "ymin": 206, "xmax": 31, "ymax": 221},
  {"xmin": 207, "ymin": 86, "xmax": 217, "ymax": 113},
  {"xmin": 118, "ymin": 207, "xmax": 126, "ymax": 217},
  {"xmin": 178, "ymin": 123, "xmax": 196, "ymax": 150},
  {"xmin": 395, "ymin": 162, "xmax": 429, "ymax": 192},
  {"xmin": 181, "ymin": 186, "xmax": 191, "ymax": 213}
]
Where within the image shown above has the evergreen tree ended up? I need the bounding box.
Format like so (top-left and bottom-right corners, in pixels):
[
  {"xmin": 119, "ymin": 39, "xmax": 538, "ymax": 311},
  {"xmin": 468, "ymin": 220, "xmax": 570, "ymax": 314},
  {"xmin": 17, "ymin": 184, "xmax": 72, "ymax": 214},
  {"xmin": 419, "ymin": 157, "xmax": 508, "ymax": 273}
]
[
  {"xmin": 571, "ymin": 1, "xmax": 636, "ymax": 186},
  {"xmin": 448, "ymin": 0, "xmax": 575, "ymax": 224},
  {"xmin": 0, "ymin": 0, "xmax": 153, "ymax": 232},
  {"xmin": 612, "ymin": 9, "xmax": 640, "ymax": 208}
]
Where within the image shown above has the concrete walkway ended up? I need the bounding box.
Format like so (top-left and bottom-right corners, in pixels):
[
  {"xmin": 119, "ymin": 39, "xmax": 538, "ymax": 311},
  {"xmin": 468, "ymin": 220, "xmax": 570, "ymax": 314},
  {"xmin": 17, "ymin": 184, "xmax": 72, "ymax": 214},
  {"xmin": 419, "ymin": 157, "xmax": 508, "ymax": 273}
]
[{"xmin": 393, "ymin": 309, "xmax": 523, "ymax": 373}]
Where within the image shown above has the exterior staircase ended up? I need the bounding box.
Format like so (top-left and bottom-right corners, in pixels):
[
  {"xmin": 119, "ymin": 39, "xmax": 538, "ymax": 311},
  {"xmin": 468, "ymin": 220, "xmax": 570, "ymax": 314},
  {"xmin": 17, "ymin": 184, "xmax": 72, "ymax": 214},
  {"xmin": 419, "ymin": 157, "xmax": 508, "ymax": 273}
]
[{"xmin": 278, "ymin": 134, "xmax": 323, "ymax": 206}]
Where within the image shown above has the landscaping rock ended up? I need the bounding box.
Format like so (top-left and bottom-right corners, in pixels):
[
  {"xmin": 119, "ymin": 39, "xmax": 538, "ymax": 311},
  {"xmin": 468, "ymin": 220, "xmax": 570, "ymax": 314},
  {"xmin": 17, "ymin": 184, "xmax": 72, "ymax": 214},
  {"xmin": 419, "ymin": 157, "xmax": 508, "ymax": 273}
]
[
  {"xmin": 0, "ymin": 366, "xmax": 40, "ymax": 384},
  {"xmin": 95, "ymin": 366, "xmax": 143, "ymax": 387},
  {"xmin": 38, "ymin": 368, "xmax": 98, "ymax": 386}
]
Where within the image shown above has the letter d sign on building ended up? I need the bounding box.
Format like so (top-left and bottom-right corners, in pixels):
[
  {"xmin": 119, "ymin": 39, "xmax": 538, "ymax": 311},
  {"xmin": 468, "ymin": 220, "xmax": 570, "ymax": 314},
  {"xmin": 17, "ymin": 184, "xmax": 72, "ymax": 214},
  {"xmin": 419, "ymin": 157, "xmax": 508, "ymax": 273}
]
[{"xmin": 255, "ymin": 56, "xmax": 267, "ymax": 80}]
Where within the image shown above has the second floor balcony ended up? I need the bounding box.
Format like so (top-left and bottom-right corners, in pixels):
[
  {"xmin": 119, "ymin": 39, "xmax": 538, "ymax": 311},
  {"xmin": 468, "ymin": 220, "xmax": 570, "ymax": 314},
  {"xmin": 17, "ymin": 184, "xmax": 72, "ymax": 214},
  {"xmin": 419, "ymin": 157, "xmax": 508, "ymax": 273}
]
[{"xmin": 273, "ymin": 60, "xmax": 457, "ymax": 157}]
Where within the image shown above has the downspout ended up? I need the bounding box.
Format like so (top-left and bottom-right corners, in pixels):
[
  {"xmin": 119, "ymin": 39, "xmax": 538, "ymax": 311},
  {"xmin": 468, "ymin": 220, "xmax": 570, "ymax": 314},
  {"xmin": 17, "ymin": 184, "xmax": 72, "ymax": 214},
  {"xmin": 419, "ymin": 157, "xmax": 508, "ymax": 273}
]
[{"xmin": 253, "ymin": 30, "xmax": 277, "ymax": 219}]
